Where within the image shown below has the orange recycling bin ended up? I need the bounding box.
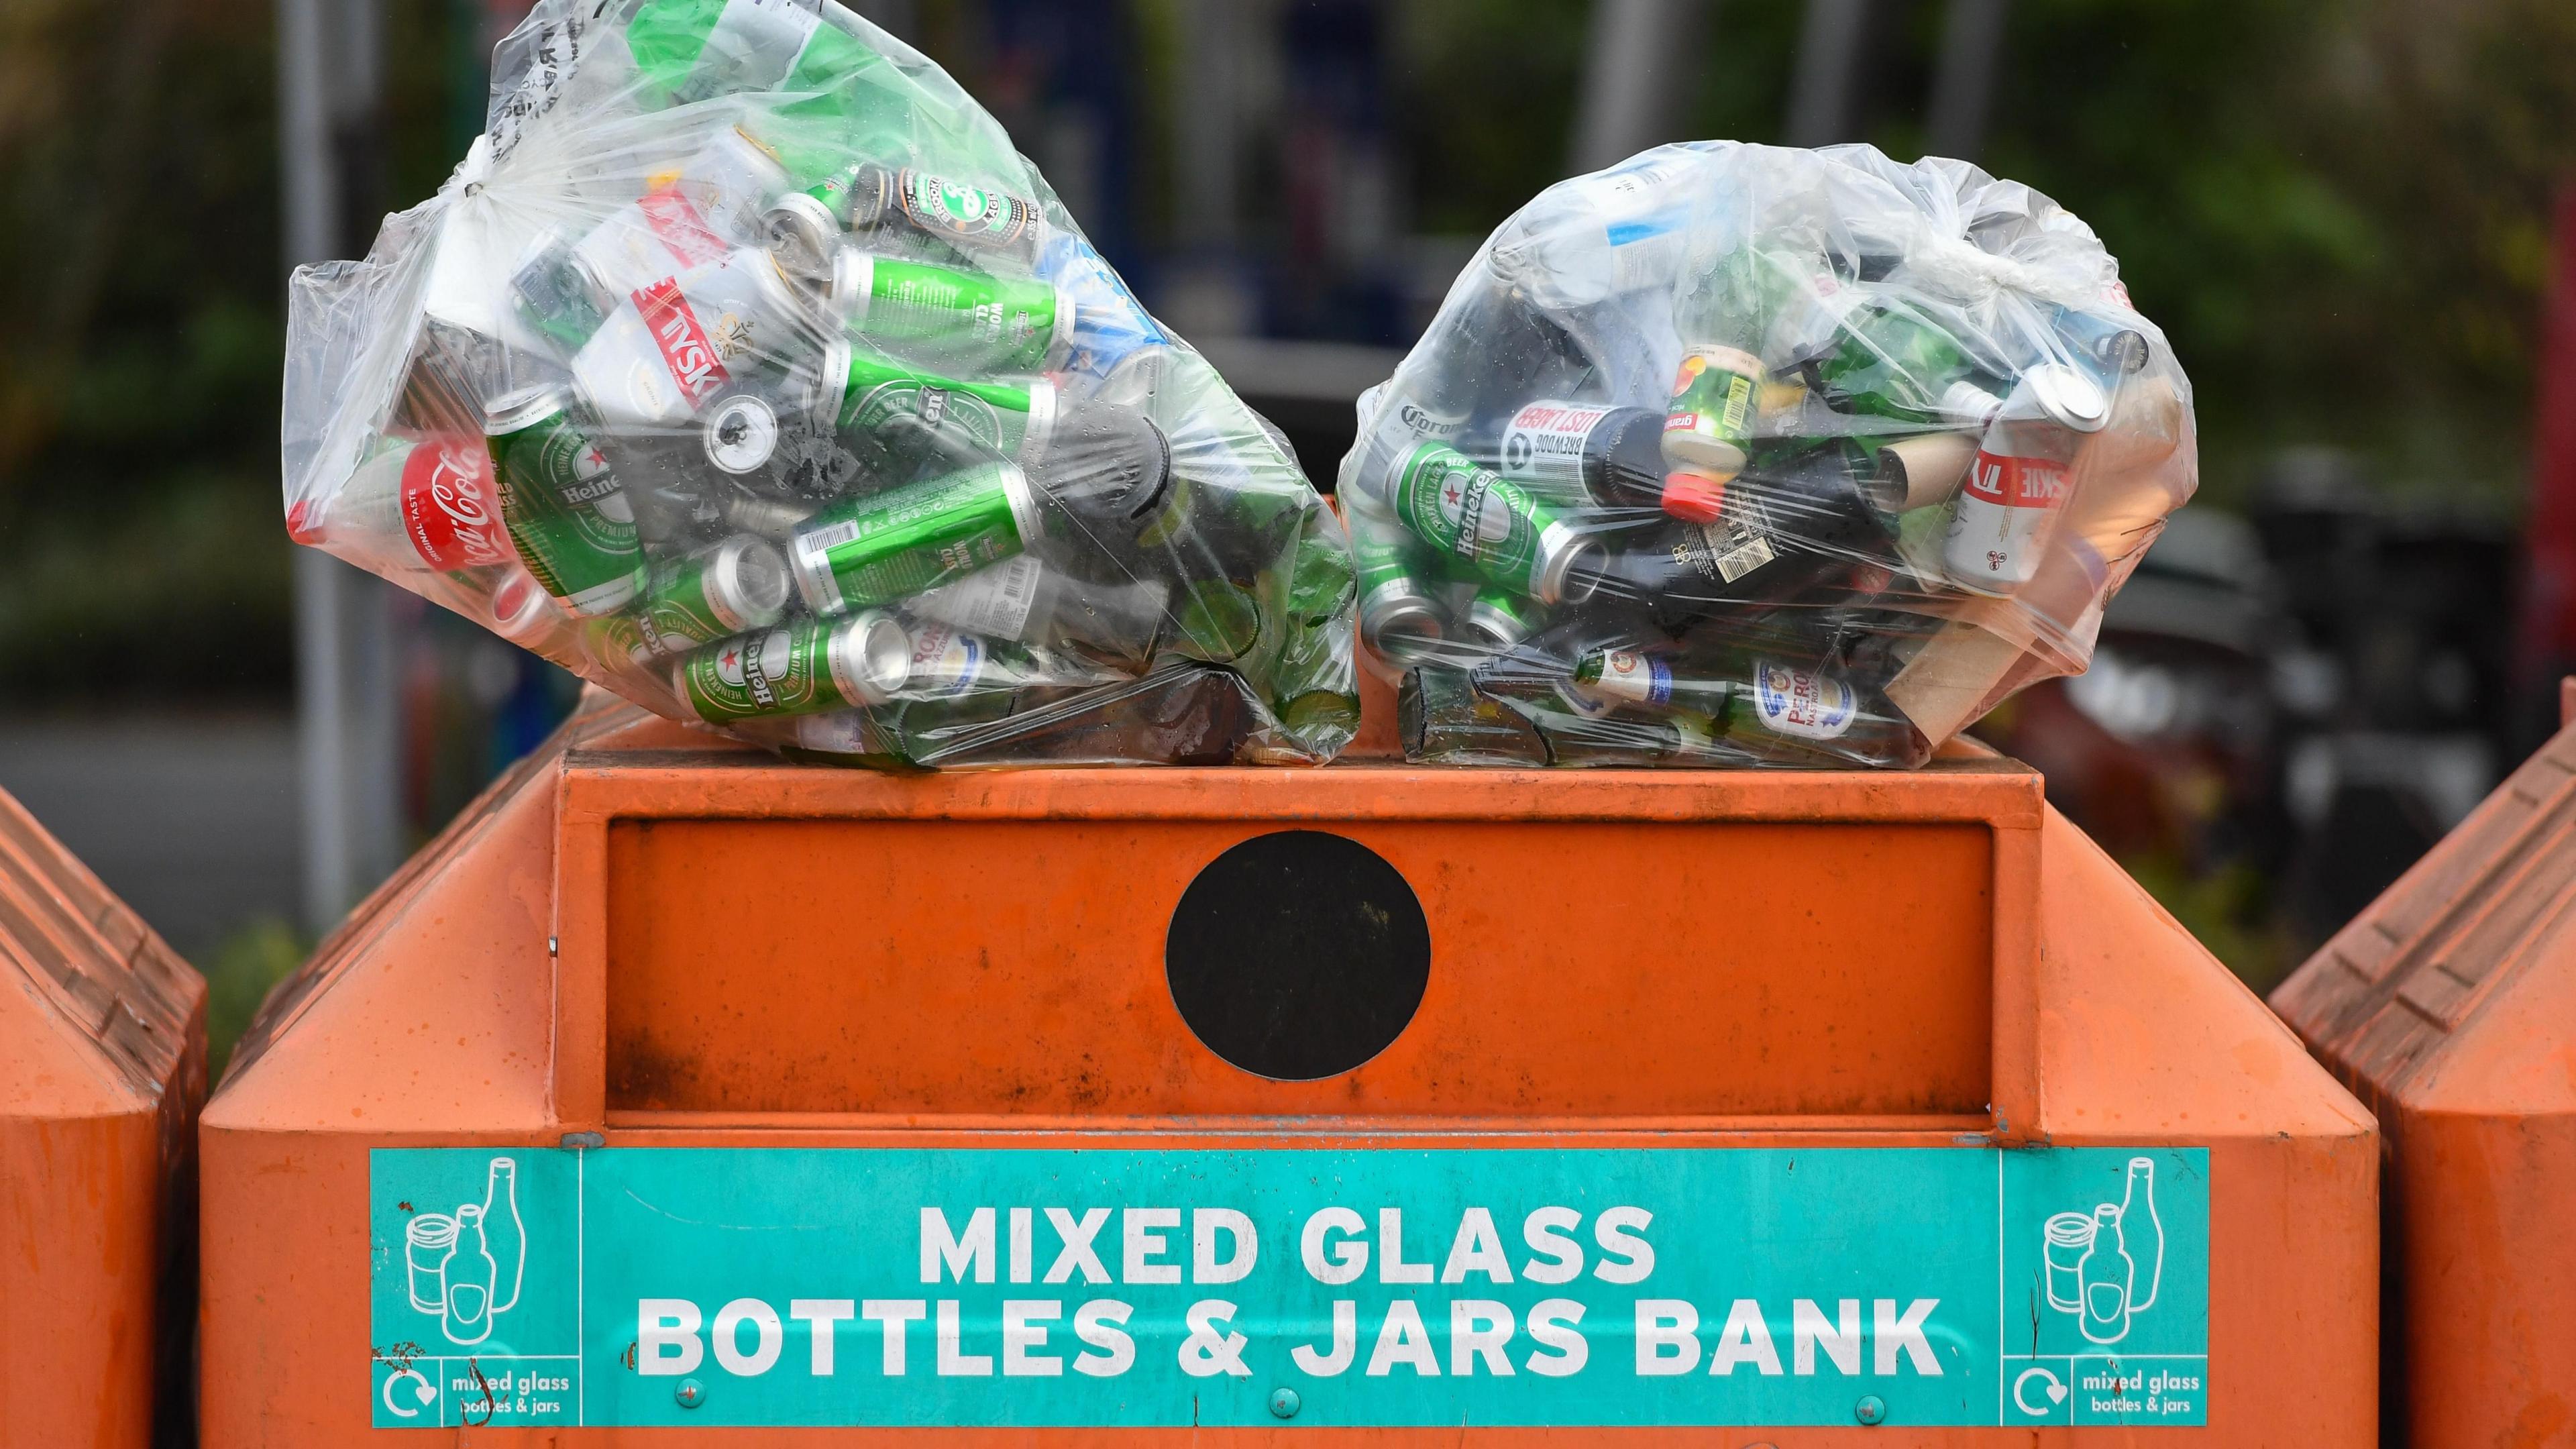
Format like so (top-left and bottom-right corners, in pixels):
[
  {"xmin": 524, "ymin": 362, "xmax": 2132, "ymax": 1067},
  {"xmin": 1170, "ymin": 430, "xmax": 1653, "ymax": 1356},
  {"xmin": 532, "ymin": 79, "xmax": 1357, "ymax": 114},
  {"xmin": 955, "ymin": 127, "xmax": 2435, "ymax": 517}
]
[
  {"xmin": 0, "ymin": 784, "xmax": 207, "ymax": 1447},
  {"xmin": 2271, "ymin": 692, "xmax": 2576, "ymax": 1446},
  {"xmin": 202, "ymin": 687, "xmax": 2375, "ymax": 1444}
]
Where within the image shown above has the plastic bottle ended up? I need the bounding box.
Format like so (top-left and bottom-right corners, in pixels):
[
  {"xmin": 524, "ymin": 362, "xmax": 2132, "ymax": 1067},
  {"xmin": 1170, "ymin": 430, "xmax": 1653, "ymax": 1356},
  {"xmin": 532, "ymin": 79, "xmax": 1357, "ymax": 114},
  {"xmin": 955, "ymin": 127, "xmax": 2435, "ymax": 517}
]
[{"xmin": 1486, "ymin": 154, "xmax": 1698, "ymax": 310}]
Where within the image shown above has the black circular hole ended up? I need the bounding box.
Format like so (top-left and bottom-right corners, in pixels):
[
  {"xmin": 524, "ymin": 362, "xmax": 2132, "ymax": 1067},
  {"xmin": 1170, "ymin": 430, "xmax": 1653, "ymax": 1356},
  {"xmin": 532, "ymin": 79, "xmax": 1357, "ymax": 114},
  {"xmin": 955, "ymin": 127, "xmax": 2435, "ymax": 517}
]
[{"xmin": 1165, "ymin": 830, "xmax": 1431, "ymax": 1081}]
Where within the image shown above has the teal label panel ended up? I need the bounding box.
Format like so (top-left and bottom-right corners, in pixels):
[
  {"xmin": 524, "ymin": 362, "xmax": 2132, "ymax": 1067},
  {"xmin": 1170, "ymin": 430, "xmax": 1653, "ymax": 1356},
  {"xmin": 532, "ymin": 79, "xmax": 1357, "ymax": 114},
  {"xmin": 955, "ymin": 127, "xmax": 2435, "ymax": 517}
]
[{"xmin": 368, "ymin": 1146, "xmax": 2208, "ymax": 1429}]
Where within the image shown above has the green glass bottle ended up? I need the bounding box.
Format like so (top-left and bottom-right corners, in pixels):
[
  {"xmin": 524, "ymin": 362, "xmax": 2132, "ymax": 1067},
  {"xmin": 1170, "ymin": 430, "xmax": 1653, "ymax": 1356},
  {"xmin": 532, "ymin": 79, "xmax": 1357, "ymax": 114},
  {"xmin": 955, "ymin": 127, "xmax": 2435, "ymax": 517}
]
[{"xmin": 1811, "ymin": 297, "xmax": 2004, "ymax": 426}]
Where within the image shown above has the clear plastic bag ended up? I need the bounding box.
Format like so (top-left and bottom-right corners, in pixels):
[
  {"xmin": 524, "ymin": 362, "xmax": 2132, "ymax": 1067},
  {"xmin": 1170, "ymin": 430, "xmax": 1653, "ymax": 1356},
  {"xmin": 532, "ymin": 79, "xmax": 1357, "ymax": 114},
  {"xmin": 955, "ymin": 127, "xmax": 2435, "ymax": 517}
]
[
  {"xmin": 1340, "ymin": 144, "xmax": 2196, "ymax": 769},
  {"xmin": 283, "ymin": 0, "xmax": 1356, "ymax": 769}
]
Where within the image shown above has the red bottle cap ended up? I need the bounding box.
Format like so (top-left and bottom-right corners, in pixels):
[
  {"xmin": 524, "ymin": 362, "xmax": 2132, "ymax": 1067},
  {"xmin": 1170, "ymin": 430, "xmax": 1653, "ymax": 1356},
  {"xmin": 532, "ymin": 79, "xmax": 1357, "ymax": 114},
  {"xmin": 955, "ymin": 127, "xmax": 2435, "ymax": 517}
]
[{"xmin": 1661, "ymin": 470, "xmax": 1729, "ymax": 524}]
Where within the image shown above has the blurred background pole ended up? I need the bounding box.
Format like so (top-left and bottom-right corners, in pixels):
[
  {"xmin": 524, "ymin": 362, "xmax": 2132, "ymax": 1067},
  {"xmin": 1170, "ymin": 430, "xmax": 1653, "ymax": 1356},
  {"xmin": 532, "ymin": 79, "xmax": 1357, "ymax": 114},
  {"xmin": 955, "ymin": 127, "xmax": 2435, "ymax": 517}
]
[
  {"xmin": 1570, "ymin": 0, "xmax": 1710, "ymax": 173},
  {"xmin": 278, "ymin": 0, "xmax": 400, "ymax": 934},
  {"xmin": 1926, "ymin": 0, "xmax": 2008, "ymax": 162},
  {"xmin": 1782, "ymin": 0, "xmax": 1871, "ymax": 147}
]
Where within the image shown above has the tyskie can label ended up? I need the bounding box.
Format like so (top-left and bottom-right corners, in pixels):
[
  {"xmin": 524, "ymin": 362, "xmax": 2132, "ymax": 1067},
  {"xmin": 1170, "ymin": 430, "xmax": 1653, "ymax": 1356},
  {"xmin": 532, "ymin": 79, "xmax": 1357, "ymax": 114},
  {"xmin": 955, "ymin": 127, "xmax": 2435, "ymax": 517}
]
[
  {"xmin": 394, "ymin": 437, "xmax": 511, "ymax": 571},
  {"xmin": 1941, "ymin": 448, "xmax": 2071, "ymax": 594},
  {"xmin": 1391, "ymin": 441, "xmax": 1559, "ymax": 599},
  {"xmin": 1662, "ymin": 345, "xmax": 1763, "ymax": 472},
  {"xmin": 788, "ymin": 460, "xmax": 1042, "ymax": 614},
  {"xmin": 1499, "ymin": 399, "xmax": 1617, "ymax": 505},
  {"xmin": 487, "ymin": 405, "xmax": 642, "ymax": 616},
  {"xmin": 1746, "ymin": 659, "xmax": 1858, "ymax": 739}
]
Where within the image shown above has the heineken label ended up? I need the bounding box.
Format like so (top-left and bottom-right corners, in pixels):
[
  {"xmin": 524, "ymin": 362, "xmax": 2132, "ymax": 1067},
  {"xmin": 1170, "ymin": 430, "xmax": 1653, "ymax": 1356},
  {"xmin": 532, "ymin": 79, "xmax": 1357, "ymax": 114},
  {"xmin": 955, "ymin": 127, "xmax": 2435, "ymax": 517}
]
[
  {"xmin": 396, "ymin": 437, "xmax": 511, "ymax": 571},
  {"xmin": 1664, "ymin": 345, "xmax": 1762, "ymax": 468},
  {"xmin": 910, "ymin": 555, "xmax": 1042, "ymax": 639},
  {"xmin": 634, "ymin": 555, "xmax": 739, "ymax": 654},
  {"xmin": 584, "ymin": 612, "xmax": 654, "ymax": 668},
  {"xmin": 898, "ymin": 170, "xmax": 1039, "ymax": 249},
  {"xmin": 489, "ymin": 411, "xmax": 641, "ymax": 614},
  {"xmin": 904, "ymin": 624, "xmax": 988, "ymax": 698},
  {"xmin": 1748, "ymin": 659, "xmax": 1858, "ymax": 739},
  {"xmin": 1391, "ymin": 442, "xmax": 1550, "ymax": 595},
  {"xmin": 839, "ymin": 354, "xmax": 1029, "ymax": 456},
  {"xmin": 1499, "ymin": 400, "xmax": 1615, "ymax": 504},
  {"xmin": 852, "ymin": 258, "xmax": 1057, "ymax": 371},
  {"xmin": 681, "ymin": 622, "xmax": 835, "ymax": 722},
  {"xmin": 792, "ymin": 461, "xmax": 1038, "ymax": 612},
  {"xmin": 1585, "ymin": 648, "xmax": 1673, "ymax": 707}
]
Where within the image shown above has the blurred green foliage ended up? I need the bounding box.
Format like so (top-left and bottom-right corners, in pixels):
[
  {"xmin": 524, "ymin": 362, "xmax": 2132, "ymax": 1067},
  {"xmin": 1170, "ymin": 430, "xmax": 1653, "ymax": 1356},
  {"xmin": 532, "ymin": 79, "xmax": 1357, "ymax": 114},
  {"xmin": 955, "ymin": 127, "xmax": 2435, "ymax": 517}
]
[
  {"xmin": 202, "ymin": 914, "xmax": 309, "ymax": 1083},
  {"xmin": 0, "ymin": 0, "xmax": 2569, "ymax": 702}
]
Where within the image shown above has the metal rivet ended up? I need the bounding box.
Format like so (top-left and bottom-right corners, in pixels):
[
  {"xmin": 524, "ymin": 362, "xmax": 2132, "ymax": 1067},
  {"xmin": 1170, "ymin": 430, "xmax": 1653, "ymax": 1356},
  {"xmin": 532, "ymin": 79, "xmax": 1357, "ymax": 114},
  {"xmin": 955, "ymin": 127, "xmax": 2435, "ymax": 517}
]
[
  {"xmin": 1854, "ymin": 1394, "xmax": 1886, "ymax": 1426},
  {"xmin": 676, "ymin": 1377, "xmax": 705, "ymax": 1409},
  {"xmin": 1269, "ymin": 1387, "xmax": 1301, "ymax": 1419}
]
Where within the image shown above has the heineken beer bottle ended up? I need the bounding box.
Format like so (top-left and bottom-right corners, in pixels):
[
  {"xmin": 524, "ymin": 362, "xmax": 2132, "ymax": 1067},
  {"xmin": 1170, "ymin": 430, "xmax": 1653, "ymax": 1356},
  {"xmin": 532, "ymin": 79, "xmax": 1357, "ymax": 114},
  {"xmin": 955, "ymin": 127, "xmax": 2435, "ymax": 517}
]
[
  {"xmin": 484, "ymin": 388, "xmax": 647, "ymax": 615},
  {"xmin": 675, "ymin": 610, "xmax": 912, "ymax": 722}
]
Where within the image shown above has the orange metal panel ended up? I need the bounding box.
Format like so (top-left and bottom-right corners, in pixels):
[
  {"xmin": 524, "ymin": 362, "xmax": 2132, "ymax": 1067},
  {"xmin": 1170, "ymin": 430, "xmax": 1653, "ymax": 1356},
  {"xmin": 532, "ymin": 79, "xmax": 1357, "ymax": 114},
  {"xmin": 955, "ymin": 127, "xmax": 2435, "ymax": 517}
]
[
  {"xmin": 601, "ymin": 816, "xmax": 1994, "ymax": 1118},
  {"xmin": 2273, "ymin": 711, "xmax": 2576, "ymax": 1448},
  {"xmin": 0, "ymin": 786, "xmax": 207, "ymax": 1449},
  {"xmin": 200, "ymin": 696, "xmax": 2375, "ymax": 1445}
]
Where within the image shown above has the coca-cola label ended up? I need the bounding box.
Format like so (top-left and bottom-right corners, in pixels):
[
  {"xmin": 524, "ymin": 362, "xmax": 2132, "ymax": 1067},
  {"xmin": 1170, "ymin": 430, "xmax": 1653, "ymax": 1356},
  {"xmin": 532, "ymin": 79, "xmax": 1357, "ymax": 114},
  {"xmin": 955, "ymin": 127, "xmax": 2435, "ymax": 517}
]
[
  {"xmin": 1750, "ymin": 660, "xmax": 1858, "ymax": 740},
  {"xmin": 633, "ymin": 186, "xmax": 732, "ymax": 273},
  {"xmin": 631, "ymin": 278, "xmax": 731, "ymax": 407},
  {"xmin": 1962, "ymin": 451, "xmax": 2070, "ymax": 511},
  {"xmin": 399, "ymin": 439, "xmax": 512, "ymax": 570}
]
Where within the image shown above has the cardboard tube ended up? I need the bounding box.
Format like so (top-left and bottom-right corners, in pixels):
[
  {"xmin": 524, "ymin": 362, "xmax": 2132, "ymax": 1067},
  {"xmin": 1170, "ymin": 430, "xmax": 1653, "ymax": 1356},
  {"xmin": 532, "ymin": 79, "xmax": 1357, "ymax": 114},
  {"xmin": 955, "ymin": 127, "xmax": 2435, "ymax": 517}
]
[
  {"xmin": 1884, "ymin": 619, "xmax": 2029, "ymax": 743},
  {"xmin": 1874, "ymin": 432, "xmax": 1982, "ymax": 512}
]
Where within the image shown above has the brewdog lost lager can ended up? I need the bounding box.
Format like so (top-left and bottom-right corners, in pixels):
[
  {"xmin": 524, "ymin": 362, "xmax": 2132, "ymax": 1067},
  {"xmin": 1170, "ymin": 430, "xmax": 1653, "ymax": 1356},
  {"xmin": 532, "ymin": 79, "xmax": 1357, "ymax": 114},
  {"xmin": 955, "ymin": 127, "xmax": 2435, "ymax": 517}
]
[
  {"xmin": 674, "ymin": 611, "xmax": 913, "ymax": 723},
  {"xmin": 824, "ymin": 249, "xmax": 1071, "ymax": 373},
  {"xmin": 787, "ymin": 459, "xmax": 1044, "ymax": 614},
  {"xmin": 484, "ymin": 387, "xmax": 645, "ymax": 615},
  {"xmin": 1389, "ymin": 441, "xmax": 1603, "ymax": 606},
  {"xmin": 825, "ymin": 338, "xmax": 1057, "ymax": 460},
  {"xmin": 631, "ymin": 534, "xmax": 793, "ymax": 656}
]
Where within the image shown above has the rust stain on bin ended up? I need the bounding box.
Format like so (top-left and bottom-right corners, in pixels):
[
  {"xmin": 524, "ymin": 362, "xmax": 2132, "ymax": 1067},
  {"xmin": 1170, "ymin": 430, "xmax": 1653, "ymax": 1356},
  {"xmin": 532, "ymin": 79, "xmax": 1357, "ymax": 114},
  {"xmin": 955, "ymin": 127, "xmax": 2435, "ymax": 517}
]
[
  {"xmin": 200, "ymin": 690, "xmax": 2377, "ymax": 1445},
  {"xmin": 0, "ymin": 783, "xmax": 207, "ymax": 1447},
  {"xmin": 2272, "ymin": 703, "xmax": 2576, "ymax": 1448}
]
